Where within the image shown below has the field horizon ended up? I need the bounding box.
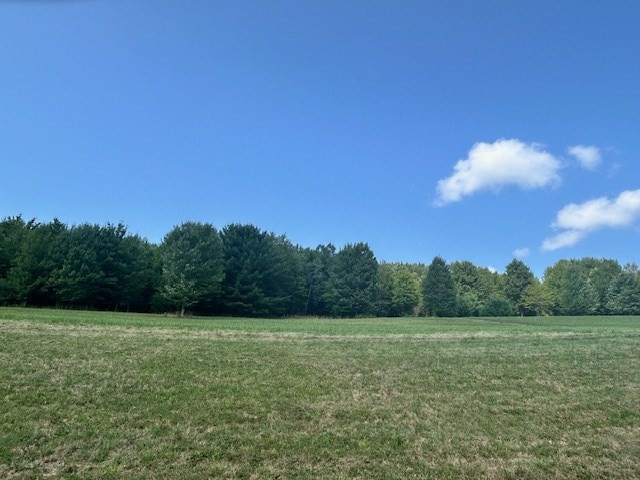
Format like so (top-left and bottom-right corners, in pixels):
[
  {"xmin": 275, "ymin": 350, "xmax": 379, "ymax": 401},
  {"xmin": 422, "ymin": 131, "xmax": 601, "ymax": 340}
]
[{"xmin": 1, "ymin": 308, "xmax": 638, "ymax": 479}]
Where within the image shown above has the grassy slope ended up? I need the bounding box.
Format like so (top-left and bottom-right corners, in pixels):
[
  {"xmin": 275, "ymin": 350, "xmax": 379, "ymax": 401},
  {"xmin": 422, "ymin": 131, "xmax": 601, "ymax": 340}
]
[{"xmin": 1, "ymin": 308, "xmax": 638, "ymax": 479}]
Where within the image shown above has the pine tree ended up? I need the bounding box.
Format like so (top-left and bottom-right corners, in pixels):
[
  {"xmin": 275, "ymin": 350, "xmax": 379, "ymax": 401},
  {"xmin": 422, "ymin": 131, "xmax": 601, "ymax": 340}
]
[
  {"xmin": 422, "ymin": 256, "xmax": 457, "ymax": 317},
  {"xmin": 504, "ymin": 259, "xmax": 535, "ymax": 316},
  {"xmin": 325, "ymin": 243, "xmax": 379, "ymax": 317}
]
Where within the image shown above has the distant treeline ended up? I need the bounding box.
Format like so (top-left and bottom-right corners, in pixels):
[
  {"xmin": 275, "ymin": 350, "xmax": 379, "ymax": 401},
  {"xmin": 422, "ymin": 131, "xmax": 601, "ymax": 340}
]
[{"xmin": 1, "ymin": 216, "xmax": 639, "ymax": 317}]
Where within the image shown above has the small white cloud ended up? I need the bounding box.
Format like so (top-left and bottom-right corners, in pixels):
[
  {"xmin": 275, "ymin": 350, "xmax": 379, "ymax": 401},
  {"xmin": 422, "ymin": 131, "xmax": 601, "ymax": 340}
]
[
  {"xmin": 435, "ymin": 139, "xmax": 561, "ymax": 206},
  {"xmin": 513, "ymin": 247, "xmax": 530, "ymax": 258},
  {"xmin": 542, "ymin": 189, "xmax": 640, "ymax": 251},
  {"xmin": 568, "ymin": 145, "xmax": 602, "ymax": 170},
  {"xmin": 541, "ymin": 230, "xmax": 587, "ymax": 251},
  {"xmin": 487, "ymin": 266, "xmax": 498, "ymax": 274}
]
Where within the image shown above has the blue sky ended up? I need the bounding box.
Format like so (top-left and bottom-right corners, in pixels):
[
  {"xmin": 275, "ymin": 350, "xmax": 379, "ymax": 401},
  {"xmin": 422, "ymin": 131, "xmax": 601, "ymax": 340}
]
[{"xmin": 2, "ymin": 1, "xmax": 639, "ymax": 277}]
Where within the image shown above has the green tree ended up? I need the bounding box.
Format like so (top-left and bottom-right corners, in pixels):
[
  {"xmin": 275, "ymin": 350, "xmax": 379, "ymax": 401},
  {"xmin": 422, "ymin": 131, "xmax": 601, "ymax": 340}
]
[
  {"xmin": 422, "ymin": 256, "xmax": 456, "ymax": 317},
  {"xmin": 378, "ymin": 263, "xmax": 422, "ymax": 316},
  {"xmin": 451, "ymin": 261, "xmax": 481, "ymax": 316},
  {"xmin": 391, "ymin": 265, "xmax": 422, "ymax": 316},
  {"xmin": 51, "ymin": 223, "xmax": 131, "ymax": 309},
  {"xmin": 584, "ymin": 259, "xmax": 621, "ymax": 314},
  {"xmin": 160, "ymin": 222, "xmax": 224, "ymax": 317},
  {"xmin": 268, "ymin": 234, "xmax": 306, "ymax": 316},
  {"xmin": 0, "ymin": 215, "xmax": 29, "ymax": 304},
  {"xmin": 504, "ymin": 259, "xmax": 535, "ymax": 316},
  {"xmin": 119, "ymin": 235, "xmax": 158, "ymax": 312},
  {"xmin": 221, "ymin": 224, "xmax": 304, "ymax": 317},
  {"xmin": 543, "ymin": 259, "xmax": 597, "ymax": 315},
  {"xmin": 606, "ymin": 264, "xmax": 640, "ymax": 315},
  {"xmin": 521, "ymin": 281, "xmax": 555, "ymax": 316},
  {"xmin": 9, "ymin": 219, "xmax": 68, "ymax": 306},
  {"xmin": 451, "ymin": 261, "xmax": 502, "ymax": 316},
  {"xmin": 325, "ymin": 243, "xmax": 379, "ymax": 317},
  {"xmin": 377, "ymin": 262, "xmax": 394, "ymax": 316},
  {"xmin": 480, "ymin": 295, "xmax": 515, "ymax": 316},
  {"xmin": 301, "ymin": 244, "xmax": 335, "ymax": 316}
]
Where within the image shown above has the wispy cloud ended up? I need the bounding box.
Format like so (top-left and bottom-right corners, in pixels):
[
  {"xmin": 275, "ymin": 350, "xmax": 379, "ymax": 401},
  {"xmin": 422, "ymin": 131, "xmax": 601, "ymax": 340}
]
[
  {"xmin": 568, "ymin": 145, "xmax": 601, "ymax": 170},
  {"xmin": 435, "ymin": 139, "xmax": 561, "ymax": 206},
  {"xmin": 513, "ymin": 247, "xmax": 530, "ymax": 258},
  {"xmin": 541, "ymin": 230, "xmax": 587, "ymax": 251},
  {"xmin": 542, "ymin": 189, "xmax": 640, "ymax": 251}
]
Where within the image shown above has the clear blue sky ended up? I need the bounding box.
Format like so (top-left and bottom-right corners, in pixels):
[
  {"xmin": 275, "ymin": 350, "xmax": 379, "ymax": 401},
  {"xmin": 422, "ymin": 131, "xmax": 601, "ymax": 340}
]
[{"xmin": 2, "ymin": 1, "xmax": 639, "ymax": 277}]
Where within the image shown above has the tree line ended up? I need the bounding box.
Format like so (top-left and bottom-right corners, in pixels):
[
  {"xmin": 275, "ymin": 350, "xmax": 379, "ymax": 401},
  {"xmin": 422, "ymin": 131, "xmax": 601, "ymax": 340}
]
[{"xmin": 1, "ymin": 216, "xmax": 639, "ymax": 317}]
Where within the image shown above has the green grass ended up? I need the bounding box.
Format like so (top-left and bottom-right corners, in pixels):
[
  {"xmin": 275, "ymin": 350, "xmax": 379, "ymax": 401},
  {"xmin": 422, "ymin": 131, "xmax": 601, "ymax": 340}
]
[{"xmin": 1, "ymin": 308, "xmax": 639, "ymax": 479}]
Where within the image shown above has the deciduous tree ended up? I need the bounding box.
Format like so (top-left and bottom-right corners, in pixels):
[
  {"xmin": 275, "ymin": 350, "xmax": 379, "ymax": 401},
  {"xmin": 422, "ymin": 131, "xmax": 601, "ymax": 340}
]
[
  {"xmin": 543, "ymin": 260, "xmax": 597, "ymax": 315},
  {"xmin": 606, "ymin": 264, "xmax": 640, "ymax": 315},
  {"xmin": 160, "ymin": 222, "xmax": 224, "ymax": 317},
  {"xmin": 378, "ymin": 263, "xmax": 423, "ymax": 316},
  {"xmin": 521, "ymin": 282, "xmax": 555, "ymax": 316},
  {"xmin": 584, "ymin": 258, "xmax": 622, "ymax": 314}
]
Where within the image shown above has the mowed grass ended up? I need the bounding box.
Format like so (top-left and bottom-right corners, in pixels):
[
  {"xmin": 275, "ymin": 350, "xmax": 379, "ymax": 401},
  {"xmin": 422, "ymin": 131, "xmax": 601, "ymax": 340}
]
[{"xmin": 0, "ymin": 308, "xmax": 638, "ymax": 479}]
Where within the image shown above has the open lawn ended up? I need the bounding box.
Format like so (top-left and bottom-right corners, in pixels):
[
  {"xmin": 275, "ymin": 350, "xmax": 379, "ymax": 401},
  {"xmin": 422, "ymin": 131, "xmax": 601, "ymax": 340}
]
[{"xmin": 1, "ymin": 308, "xmax": 638, "ymax": 479}]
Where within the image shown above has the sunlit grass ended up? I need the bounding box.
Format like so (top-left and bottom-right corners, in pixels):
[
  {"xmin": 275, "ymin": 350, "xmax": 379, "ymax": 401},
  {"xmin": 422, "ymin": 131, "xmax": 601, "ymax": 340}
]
[
  {"xmin": 1, "ymin": 308, "xmax": 638, "ymax": 479},
  {"xmin": 1, "ymin": 307, "xmax": 637, "ymax": 335}
]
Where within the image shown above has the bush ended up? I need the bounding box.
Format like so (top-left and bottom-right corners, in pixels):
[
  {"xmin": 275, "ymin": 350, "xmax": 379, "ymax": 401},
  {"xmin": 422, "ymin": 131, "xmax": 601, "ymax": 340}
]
[{"xmin": 480, "ymin": 296, "xmax": 515, "ymax": 317}]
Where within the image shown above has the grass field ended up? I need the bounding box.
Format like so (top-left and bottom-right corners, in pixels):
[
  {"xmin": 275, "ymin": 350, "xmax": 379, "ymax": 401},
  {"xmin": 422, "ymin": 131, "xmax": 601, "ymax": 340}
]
[{"xmin": 1, "ymin": 308, "xmax": 638, "ymax": 479}]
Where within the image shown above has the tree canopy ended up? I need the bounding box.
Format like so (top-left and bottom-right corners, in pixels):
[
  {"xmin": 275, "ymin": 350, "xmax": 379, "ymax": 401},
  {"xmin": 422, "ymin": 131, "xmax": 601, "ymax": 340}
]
[
  {"xmin": 423, "ymin": 256, "xmax": 457, "ymax": 317},
  {"xmin": 159, "ymin": 222, "xmax": 224, "ymax": 317},
  {"xmin": 1, "ymin": 216, "xmax": 638, "ymax": 317},
  {"xmin": 325, "ymin": 243, "xmax": 379, "ymax": 317}
]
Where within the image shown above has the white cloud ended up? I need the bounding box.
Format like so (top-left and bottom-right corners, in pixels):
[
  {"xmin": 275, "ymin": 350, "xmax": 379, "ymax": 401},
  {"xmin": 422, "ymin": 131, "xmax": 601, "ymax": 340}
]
[
  {"xmin": 542, "ymin": 189, "xmax": 640, "ymax": 251},
  {"xmin": 513, "ymin": 247, "xmax": 530, "ymax": 258},
  {"xmin": 435, "ymin": 139, "xmax": 562, "ymax": 205},
  {"xmin": 568, "ymin": 145, "xmax": 601, "ymax": 170},
  {"xmin": 541, "ymin": 230, "xmax": 587, "ymax": 251}
]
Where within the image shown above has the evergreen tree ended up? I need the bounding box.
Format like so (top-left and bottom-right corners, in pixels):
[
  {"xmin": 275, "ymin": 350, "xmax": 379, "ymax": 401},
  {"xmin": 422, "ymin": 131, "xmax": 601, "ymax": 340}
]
[
  {"xmin": 422, "ymin": 256, "xmax": 456, "ymax": 317},
  {"xmin": 221, "ymin": 224, "xmax": 304, "ymax": 317},
  {"xmin": 0, "ymin": 215, "xmax": 29, "ymax": 304},
  {"xmin": 451, "ymin": 261, "xmax": 501, "ymax": 316},
  {"xmin": 504, "ymin": 259, "xmax": 535, "ymax": 316},
  {"xmin": 9, "ymin": 219, "xmax": 68, "ymax": 306},
  {"xmin": 268, "ymin": 234, "xmax": 306, "ymax": 316},
  {"xmin": 301, "ymin": 244, "xmax": 335, "ymax": 316},
  {"xmin": 119, "ymin": 235, "xmax": 158, "ymax": 312},
  {"xmin": 51, "ymin": 223, "xmax": 130, "ymax": 309},
  {"xmin": 325, "ymin": 243, "xmax": 379, "ymax": 317}
]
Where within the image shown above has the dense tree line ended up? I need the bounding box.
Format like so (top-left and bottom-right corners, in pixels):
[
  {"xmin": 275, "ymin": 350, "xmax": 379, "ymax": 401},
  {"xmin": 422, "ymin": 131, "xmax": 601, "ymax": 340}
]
[{"xmin": 1, "ymin": 216, "xmax": 639, "ymax": 317}]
